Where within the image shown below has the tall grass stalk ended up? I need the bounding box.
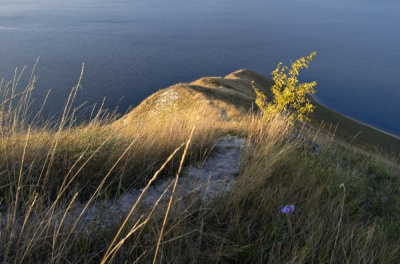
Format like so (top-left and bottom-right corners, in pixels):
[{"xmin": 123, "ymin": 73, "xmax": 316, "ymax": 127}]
[
  {"xmin": 101, "ymin": 142, "xmax": 186, "ymax": 263},
  {"xmin": 153, "ymin": 126, "xmax": 195, "ymax": 264}
]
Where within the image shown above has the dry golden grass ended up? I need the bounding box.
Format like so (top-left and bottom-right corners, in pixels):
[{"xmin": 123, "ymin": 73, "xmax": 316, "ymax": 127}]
[{"xmin": 0, "ymin": 66, "xmax": 399, "ymax": 263}]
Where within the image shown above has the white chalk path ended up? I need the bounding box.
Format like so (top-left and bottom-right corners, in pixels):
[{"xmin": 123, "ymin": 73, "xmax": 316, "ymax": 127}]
[
  {"xmin": 1, "ymin": 134, "xmax": 245, "ymax": 236},
  {"xmin": 1, "ymin": 135, "xmax": 245, "ymax": 235},
  {"xmin": 75, "ymin": 135, "xmax": 246, "ymax": 228}
]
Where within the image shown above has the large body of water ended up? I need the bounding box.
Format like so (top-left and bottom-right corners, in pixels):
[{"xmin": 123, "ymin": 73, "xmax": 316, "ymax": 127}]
[{"xmin": 1, "ymin": 0, "xmax": 399, "ymax": 136}]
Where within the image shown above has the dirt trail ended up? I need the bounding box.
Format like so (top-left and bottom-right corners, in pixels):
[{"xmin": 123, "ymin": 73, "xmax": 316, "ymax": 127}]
[
  {"xmin": 76, "ymin": 135, "xmax": 246, "ymax": 227},
  {"xmin": 1, "ymin": 135, "xmax": 245, "ymax": 233}
]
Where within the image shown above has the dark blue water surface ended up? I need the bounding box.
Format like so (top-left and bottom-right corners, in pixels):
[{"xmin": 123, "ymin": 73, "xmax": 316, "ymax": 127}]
[{"xmin": 1, "ymin": 0, "xmax": 399, "ymax": 135}]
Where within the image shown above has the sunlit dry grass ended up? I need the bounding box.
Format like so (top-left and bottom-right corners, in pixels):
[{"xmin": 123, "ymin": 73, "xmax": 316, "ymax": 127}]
[{"xmin": 0, "ymin": 66, "xmax": 399, "ymax": 263}]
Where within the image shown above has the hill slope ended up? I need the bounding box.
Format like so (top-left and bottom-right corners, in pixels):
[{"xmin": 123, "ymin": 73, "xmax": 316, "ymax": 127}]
[
  {"xmin": 1, "ymin": 69, "xmax": 399, "ymax": 263},
  {"xmin": 115, "ymin": 69, "xmax": 400, "ymax": 155}
]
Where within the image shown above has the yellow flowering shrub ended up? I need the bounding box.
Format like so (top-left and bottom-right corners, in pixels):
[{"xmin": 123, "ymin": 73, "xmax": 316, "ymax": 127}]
[{"xmin": 254, "ymin": 52, "xmax": 317, "ymax": 122}]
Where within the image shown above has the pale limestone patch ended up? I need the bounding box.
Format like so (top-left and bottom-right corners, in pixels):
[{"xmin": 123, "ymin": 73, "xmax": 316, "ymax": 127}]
[{"xmin": 148, "ymin": 89, "xmax": 180, "ymax": 117}]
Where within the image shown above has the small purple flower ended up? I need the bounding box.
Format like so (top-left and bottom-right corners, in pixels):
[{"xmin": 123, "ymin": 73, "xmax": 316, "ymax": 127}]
[{"xmin": 279, "ymin": 204, "xmax": 295, "ymax": 214}]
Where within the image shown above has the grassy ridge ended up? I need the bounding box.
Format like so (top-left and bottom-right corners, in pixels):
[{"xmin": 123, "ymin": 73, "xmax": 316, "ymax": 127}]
[
  {"xmin": 0, "ymin": 67, "xmax": 399, "ymax": 263},
  {"xmin": 308, "ymin": 96, "xmax": 400, "ymax": 155}
]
